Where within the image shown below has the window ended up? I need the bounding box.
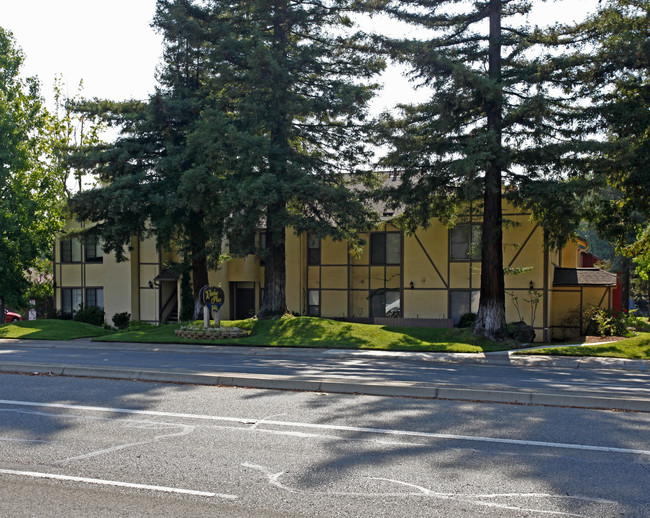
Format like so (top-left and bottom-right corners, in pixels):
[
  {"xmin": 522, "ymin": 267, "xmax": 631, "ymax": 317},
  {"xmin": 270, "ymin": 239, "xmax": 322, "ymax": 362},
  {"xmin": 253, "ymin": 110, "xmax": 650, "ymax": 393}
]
[
  {"xmin": 85, "ymin": 288, "xmax": 104, "ymax": 309},
  {"xmin": 61, "ymin": 288, "xmax": 83, "ymax": 316},
  {"xmin": 450, "ymin": 290, "xmax": 480, "ymax": 325},
  {"xmin": 308, "ymin": 290, "xmax": 320, "ymax": 316},
  {"xmin": 370, "ymin": 290, "xmax": 401, "ymax": 318},
  {"xmin": 84, "ymin": 236, "xmax": 103, "ymax": 263},
  {"xmin": 370, "ymin": 232, "xmax": 401, "ymax": 265},
  {"xmin": 61, "ymin": 238, "xmax": 82, "ymax": 263},
  {"xmin": 450, "ymin": 224, "xmax": 482, "ymax": 261},
  {"xmin": 307, "ymin": 234, "xmax": 320, "ymax": 265}
]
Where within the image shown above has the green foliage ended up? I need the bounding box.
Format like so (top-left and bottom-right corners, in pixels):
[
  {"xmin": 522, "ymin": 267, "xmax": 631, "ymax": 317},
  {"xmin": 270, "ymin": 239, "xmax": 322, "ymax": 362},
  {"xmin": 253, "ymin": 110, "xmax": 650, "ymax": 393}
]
[
  {"xmin": 0, "ymin": 28, "xmax": 65, "ymax": 312},
  {"xmin": 458, "ymin": 313, "xmax": 477, "ymax": 329},
  {"xmin": 576, "ymin": 1, "xmax": 650, "ymax": 277},
  {"xmin": 73, "ymin": 306, "xmax": 105, "ymax": 327},
  {"xmin": 112, "ymin": 311, "xmax": 131, "ymax": 330},
  {"xmin": 563, "ymin": 304, "xmax": 636, "ymax": 338},
  {"xmin": 25, "ymin": 257, "xmax": 54, "ymax": 302},
  {"xmin": 182, "ymin": 0, "xmax": 384, "ymax": 316},
  {"xmin": 375, "ymin": 0, "xmax": 595, "ymax": 339},
  {"xmin": 180, "ymin": 270, "xmax": 194, "ymax": 322},
  {"xmin": 377, "ymin": 1, "xmax": 593, "ymax": 242}
]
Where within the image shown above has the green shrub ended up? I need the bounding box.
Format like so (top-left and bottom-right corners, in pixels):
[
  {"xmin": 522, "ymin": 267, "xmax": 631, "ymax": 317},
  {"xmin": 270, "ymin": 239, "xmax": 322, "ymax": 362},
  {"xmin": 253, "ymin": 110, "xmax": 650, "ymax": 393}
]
[
  {"xmin": 112, "ymin": 312, "xmax": 131, "ymax": 330},
  {"xmin": 48, "ymin": 309, "xmax": 73, "ymax": 320},
  {"xmin": 458, "ymin": 313, "xmax": 477, "ymax": 328},
  {"xmin": 73, "ymin": 306, "xmax": 105, "ymax": 327},
  {"xmin": 587, "ymin": 306, "xmax": 631, "ymax": 337}
]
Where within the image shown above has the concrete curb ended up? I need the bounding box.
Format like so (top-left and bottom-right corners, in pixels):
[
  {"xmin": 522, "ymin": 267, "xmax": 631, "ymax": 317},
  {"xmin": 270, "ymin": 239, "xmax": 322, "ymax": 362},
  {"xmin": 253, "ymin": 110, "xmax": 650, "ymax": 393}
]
[
  {"xmin": 2, "ymin": 361, "xmax": 649, "ymax": 413},
  {"xmin": 2, "ymin": 338, "xmax": 649, "ymax": 372}
]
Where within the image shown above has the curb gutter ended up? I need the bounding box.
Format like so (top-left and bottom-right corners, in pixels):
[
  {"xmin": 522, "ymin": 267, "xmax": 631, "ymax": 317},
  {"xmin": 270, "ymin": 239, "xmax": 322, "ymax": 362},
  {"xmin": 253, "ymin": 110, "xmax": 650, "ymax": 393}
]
[{"xmin": 2, "ymin": 361, "xmax": 649, "ymax": 413}]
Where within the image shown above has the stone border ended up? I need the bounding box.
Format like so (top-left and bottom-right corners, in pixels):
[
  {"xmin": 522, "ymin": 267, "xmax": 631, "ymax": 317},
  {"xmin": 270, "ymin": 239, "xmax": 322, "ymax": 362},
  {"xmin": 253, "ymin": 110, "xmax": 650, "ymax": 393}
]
[{"xmin": 175, "ymin": 328, "xmax": 250, "ymax": 340}]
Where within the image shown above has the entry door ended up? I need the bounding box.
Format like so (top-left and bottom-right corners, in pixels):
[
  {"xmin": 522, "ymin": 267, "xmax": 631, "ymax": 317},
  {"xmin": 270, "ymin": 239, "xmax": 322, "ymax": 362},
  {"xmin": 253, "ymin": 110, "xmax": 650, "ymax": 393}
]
[{"xmin": 231, "ymin": 282, "xmax": 256, "ymax": 320}]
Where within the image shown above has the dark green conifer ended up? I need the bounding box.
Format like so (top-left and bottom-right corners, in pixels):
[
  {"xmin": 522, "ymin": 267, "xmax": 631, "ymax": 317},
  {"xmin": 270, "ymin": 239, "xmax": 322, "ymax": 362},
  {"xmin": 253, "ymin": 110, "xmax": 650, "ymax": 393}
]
[
  {"xmin": 376, "ymin": 0, "xmax": 593, "ymax": 339},
  {"xmin": 194, "ymin": 0, "xmax": 384, "ymax": 317}
]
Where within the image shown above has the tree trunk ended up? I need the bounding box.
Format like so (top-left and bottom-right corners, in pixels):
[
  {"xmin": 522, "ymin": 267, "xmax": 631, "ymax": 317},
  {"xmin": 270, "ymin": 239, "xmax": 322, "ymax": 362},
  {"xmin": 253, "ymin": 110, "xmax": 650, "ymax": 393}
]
[
  {"xmin": 257, "ymin": 4, "xmax": 289, "ymax": 319},
  {"xmin": 621, "ymin": 258, "xmax": 631, "ymax": 313},
  {"xmin": 473, "ymin": 0, "xmax": 508, "ymax": 341},
  {"xmin": 258, "ymin": 215, "xmax": 288, "ymax": 318},
  {"xmin": 192, "ymin": 254, "xmax": 209, "ymax": 320},
  {"xmin": 0, "ymin": 296, "xmax": 5, "ymax": 325}
]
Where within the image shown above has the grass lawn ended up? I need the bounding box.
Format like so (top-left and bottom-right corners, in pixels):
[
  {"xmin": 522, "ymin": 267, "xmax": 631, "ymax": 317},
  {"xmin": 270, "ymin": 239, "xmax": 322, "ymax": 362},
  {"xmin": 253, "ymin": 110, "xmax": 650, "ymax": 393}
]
[
  {"xmin": 97, "ymin": 315, "xmax": 518, "ymax": 353},
  {"xmin": 0, "ymin": 320, "xmax": 114, "ymax": 340},
  {"xmin": 516, "ymin": 332, "xmax": 650, "ymax": 360}
]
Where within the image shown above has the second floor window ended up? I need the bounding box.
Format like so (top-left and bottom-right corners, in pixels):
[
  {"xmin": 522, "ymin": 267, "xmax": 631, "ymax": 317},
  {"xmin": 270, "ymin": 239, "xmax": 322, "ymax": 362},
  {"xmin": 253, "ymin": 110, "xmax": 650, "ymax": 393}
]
[
  {"xmin": 61, "ymin": 238, "xmax": 82, "ymax": 263},
  {"xmin": 85, "ymin": 236, "xmax": 103, "ymax": 263},
  {"xmin": 450, "ymin": 224, "xmax": 482, "ymax": 261},
  {"xmin": 307, "ymin": 234, "xmax": 320, "ymax": 265},
  {"xmin": 370, "ymin": 232, "xmax": 401, "ymax": 265}
]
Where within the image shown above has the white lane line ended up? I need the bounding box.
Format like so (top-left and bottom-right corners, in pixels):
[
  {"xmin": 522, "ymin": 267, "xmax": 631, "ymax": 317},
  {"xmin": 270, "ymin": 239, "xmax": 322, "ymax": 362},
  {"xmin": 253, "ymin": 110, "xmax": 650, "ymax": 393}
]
[
  {"xmin": 2, "ymin": 399, "xmax": 649, "ymax": 456},
  {"xmin": 0, "ymin": 468, "xmax": 236, "ymax": 499}
]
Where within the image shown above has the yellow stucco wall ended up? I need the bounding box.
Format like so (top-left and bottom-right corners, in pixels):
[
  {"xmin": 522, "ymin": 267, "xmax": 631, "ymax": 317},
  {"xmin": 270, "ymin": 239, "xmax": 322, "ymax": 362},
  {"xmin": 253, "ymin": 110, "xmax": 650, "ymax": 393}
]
[{"xmin": 54, "ymin": 201, "xmax": 609, "ymax": 340}]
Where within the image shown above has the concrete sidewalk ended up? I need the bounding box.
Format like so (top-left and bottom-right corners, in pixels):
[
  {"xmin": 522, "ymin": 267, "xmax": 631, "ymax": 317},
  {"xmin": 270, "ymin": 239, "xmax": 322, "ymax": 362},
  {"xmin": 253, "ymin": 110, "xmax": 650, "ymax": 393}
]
[{"xmin": 1, "ymin": 337, "xmax": 649, "ymax": 412}]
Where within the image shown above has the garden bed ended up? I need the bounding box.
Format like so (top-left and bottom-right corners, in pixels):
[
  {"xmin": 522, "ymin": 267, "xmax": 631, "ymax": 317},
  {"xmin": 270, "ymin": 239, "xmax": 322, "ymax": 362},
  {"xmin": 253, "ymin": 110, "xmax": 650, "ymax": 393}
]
[{"xmin": 174, "ymin": 327, "xmax": 250, "ymax": 340}]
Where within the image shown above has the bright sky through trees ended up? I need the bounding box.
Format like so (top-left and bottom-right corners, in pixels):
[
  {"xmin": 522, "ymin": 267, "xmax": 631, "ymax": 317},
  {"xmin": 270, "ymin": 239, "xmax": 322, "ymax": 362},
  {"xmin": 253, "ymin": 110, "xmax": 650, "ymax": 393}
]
[{"xmin": 2, "ymin": 0, "xmax": 597, "ymax": 112}]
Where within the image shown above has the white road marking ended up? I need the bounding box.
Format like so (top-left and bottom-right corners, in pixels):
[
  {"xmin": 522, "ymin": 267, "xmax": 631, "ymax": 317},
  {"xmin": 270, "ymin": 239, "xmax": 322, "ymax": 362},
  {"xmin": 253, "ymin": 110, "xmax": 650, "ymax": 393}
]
[
  {"xmin": 243, "ymin": 463, "xmax": 613, "ymax": 517},
  {"xmin": 1, "ymin": 399, "xmax": 649, "ymax": 456},
  {"xmin": 0, "ymin": 468, "xmax": 236, "ymax": 498},
  {"xmin": 53, "ymin": 422, "xmax": 195, "ymax": 464}
]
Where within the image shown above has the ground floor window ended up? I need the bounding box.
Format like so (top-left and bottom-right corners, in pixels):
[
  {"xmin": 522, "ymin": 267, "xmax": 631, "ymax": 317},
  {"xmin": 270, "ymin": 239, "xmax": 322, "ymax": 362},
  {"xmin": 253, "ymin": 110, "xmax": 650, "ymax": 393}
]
[
  {"xmin": 450, "ymin": 290, "xmax": 480, "ymax": 325},
  {"xmin": 85, "ymin": 288, "xmax": 104, "ymax": 309},
  {"xmin": 370, "ymin": 289, "xmax": 401, "ymax": 318},
  {"xmin": 308, "ymin": 290, "xmax": 320, "ymax": 316},
  {"xmin": 61, "ymin": 288, "xmax": 83, "ymax": 316}
]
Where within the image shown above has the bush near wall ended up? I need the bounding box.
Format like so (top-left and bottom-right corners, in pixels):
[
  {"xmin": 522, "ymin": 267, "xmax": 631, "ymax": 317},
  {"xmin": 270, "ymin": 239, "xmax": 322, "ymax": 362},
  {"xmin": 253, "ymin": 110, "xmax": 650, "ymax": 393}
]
[{"xmin": 73, "ymin": 306, "xmax": 105, "ymax": 327}]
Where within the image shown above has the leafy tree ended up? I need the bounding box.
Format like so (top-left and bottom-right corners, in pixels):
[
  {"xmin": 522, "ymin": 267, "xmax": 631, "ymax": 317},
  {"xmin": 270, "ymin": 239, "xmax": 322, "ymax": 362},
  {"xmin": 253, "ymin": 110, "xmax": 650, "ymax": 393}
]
[
  {"xmin": 47, "ymin": 76, "xmax": 105, "ymax": 195},
  {"xmin": 376, "ymin": 1, "xmax": 594, "ymax": 340},
  {"xmin": 191, "ymin": 0, "xmax": 384, "ymax": 317},
  {"xmin": 0, "ymin": 28, "xmax": 65, "ymax": 318},
  {"xmin": 576, "ymin": 1, "xmax": 649, "ymax": 284}
]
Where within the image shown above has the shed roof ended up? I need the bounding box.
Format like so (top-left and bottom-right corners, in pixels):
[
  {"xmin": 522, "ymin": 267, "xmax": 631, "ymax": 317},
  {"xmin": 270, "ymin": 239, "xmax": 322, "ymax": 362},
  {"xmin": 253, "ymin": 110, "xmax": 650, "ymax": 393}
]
[
  {"xmin": 553, "ymin": 267, "xmax": 617, "ymax": 287},
  {"xmin": 153, "ymin": 269, "xmax": 179, "ymax": 282}
]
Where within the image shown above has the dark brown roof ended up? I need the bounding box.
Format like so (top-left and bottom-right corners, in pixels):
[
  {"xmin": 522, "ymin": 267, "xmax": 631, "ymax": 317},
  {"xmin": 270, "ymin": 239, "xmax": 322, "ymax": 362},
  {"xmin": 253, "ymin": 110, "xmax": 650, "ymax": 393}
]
[
  {"xmin": 553, "ymin": 267, "xmax": 617, "ymax": 287},
  {"xmin": 153, "ymin": 269, "xmax": 179, "ymax": 282}
]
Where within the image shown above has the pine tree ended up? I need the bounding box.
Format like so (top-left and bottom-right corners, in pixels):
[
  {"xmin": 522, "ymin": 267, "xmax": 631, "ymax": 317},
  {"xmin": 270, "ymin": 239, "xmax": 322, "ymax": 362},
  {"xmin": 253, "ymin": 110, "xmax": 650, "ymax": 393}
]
[
  {"xmin": 376, "ymin": 0, "xmax": 594, "ymax": 340},
  {"xmin": 69, "ymin": 0, "xmax": 222, "ymax": 317},
  {"xmin": 576, "ymin": 1, "xmax": 650, "ymax": 281},
  {"xmin": 192, "ymin": 0, "xmax": 384, "ymax": 317}
]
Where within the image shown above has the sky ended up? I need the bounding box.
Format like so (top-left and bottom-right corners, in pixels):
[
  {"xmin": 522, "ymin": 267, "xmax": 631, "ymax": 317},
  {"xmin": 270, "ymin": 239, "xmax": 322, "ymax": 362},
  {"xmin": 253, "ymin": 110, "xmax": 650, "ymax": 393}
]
[{"xmin": 2, "ymin": 0, "xmax": 599, "ymax": 113}]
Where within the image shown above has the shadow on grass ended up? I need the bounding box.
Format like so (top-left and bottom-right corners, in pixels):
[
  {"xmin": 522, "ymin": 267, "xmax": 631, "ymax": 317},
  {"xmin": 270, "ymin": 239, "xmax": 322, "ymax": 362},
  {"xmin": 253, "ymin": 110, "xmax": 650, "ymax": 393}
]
[
  {"xmin": 0, "ymin": 320, "xmax": 113, "ymax": 340},
  {"xmin": 101, "ymin": 316, "xmax": 515, "ymax": 353}
]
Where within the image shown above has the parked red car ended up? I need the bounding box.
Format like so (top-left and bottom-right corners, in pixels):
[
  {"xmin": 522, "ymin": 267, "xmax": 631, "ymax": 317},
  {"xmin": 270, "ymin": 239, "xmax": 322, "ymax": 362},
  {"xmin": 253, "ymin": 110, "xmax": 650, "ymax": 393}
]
[{"xmin": 4, "ymin": 310, "xmax": 22, "ymax": 323}]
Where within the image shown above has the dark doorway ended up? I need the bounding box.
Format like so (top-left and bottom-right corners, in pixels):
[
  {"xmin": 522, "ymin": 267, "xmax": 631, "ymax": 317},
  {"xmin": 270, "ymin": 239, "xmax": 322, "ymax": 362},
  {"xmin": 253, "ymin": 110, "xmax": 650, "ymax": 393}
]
[{"xmin": 230, "ymin": 282, "xmax": 256, "ymax": 320}]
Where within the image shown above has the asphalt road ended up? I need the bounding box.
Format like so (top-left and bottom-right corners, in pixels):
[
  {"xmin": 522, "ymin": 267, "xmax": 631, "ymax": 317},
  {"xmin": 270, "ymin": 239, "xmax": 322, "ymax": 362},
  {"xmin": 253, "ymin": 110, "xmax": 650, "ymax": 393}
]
[
  {"xmin": 1, "ymin": 374, "xmax": 649, "ymax": 517},
  {"xmin": 1, "ymin": 339, "xmax": 649, "ymax": 401}
]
